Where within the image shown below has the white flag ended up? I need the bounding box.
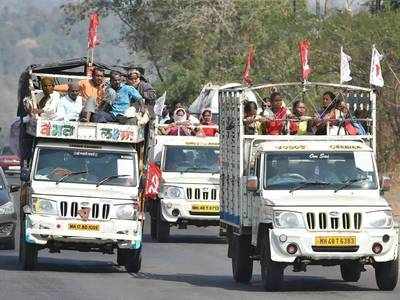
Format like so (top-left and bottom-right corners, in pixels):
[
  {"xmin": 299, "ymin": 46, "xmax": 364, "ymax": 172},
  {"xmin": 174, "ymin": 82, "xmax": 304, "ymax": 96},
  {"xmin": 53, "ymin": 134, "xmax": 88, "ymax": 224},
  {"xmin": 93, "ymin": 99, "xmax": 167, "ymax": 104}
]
[
  {"xmin": 153, "ymin": 91, "xmax": 166, "ymax": 116},
  {"xmin": 340, "ymin": 47, "xmax": 352, "ymax": 83},
  {"xmin": 370, "ymin": 45, "xmax": 384, "ymax": 87}
]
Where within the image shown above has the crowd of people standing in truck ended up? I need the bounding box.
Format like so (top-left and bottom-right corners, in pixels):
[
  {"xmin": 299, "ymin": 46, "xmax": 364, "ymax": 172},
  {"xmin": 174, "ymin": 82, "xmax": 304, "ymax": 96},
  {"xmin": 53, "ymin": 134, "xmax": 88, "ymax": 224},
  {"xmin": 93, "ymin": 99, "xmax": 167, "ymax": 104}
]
[
  {"xmin": 23, "ymin": 67, "xmax": 156, "ymax": 126},
  {"xmin": 243, "ymin": 90, "xmax": 368, "ymax": 136}
]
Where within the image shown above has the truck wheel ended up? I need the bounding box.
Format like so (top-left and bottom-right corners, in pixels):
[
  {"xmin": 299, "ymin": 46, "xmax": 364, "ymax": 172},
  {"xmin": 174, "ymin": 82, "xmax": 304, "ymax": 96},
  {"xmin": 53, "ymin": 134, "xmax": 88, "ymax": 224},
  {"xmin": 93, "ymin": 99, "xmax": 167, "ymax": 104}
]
[
  {"xmin": 117, "ymin": 249, "xmax": 128, "ymax": 266},
  {"xmin": 375, "ymin": 256, "xmax": 399, "ymax": 291},
  {"xmin": 125, "ymin": 248, "xmax": 142, "ymax": 273},
  {"xmin": 340, "ymin": 262, "xmax": 361, "ymax": 282},
  {"xmin": 260, "ymin": 231, "xmax": 284, "ymax": 291},
  {"xmin": 156, "ymin": 201, "xmax": 170, "ymax": 242},
  {"xmin": 20, "ymin": 240, "xmax": 38, "ymax": 270},
  {"xmin": 19, "ymin": 217, "xmax": 38, "ymax": 270},
  {"xmin": 150, "ymin": 218, "xmax": 157, "ymax": 240},
  {"xmin": 231, "ymin": 234, "xmax": 253, "ymax": 283}
]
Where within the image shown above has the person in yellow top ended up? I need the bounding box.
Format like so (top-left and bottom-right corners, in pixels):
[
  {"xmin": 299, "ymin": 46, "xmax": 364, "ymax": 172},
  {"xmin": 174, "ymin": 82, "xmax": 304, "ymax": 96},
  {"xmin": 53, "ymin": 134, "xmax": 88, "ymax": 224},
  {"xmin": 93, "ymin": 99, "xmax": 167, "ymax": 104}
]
[
  {"xmin": 290, "ymin": 100, "xmax": 311, "ymax": 135},
  {"xmin": 54, "ymin": 68, "xmax": 106, "ymax": 122}
]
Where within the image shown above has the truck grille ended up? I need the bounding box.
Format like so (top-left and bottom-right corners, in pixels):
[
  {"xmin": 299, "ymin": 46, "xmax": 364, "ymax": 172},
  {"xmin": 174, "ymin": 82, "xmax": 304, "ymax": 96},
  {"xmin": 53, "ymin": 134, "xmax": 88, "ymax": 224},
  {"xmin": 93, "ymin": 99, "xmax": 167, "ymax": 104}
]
[
  {"xmin": 306, "ymin": 212, "xmax": 362, "ymax": 231},
  {"xmin": 186, "ymin": 187, "xmax": 218, "ymax": 201},
  {"xmin": 60, "ymin": 201, "xmax": 110, "ymax": 220}
]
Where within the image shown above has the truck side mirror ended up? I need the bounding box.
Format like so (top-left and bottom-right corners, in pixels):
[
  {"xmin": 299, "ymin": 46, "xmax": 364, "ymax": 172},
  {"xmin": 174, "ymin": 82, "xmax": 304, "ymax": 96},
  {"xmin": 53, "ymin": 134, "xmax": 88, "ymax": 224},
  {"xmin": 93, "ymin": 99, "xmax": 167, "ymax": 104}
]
[
  {"xmin": 9, "ymin": 185, "xmax": 20, "ymax": 193},
  {"xmin": 20, "ymin": 167, "xmax": 30, "ymax": 182},
  {"xmin": 245, "ymin": 176, "xmax": 258, "ymax": 192},
  {"xmin": 380, "ymin": 176, "xmax": 391, "ymax": 193}
]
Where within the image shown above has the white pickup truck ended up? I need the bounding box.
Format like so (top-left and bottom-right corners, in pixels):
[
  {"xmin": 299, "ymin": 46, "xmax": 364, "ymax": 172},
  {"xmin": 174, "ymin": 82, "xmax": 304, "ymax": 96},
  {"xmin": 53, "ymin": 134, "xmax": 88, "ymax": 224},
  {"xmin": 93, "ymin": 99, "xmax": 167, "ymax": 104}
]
[
  {"xmin": 145, "ymin": 129, "xmax": 220, "ymax": 242},
  {"xmin": 219, "ymin": 82, "xmax": 399, "ymax": 291},
  {"xmin": 19, "ymin": 118, "xmax": 144, "ymax": 272}
]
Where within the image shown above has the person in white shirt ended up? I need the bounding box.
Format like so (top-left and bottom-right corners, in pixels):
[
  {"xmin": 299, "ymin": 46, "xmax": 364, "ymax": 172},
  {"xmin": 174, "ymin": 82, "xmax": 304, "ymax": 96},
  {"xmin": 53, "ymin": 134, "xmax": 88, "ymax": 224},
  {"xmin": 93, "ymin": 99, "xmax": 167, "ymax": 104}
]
[
  {"xmin": 56, "ymin": 83, "xmax": 83, "ymax": 121},
  {"xmin": 29, "ymin": 77, "xmax": 61, "ymax": 120}
]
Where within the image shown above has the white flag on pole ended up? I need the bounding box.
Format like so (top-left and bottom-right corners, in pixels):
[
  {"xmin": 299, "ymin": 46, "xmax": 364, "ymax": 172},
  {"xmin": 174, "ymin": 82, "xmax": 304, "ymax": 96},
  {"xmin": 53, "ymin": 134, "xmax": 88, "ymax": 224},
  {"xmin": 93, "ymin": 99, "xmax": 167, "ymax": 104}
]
[
  {"xmin": 153, "ymin": 91, "xmax": 166, "ymax": 116},
  {"xmin": 340, "ymin": 46, "xmax": 352, "ymax": 83},
  {"xmin": 370, "ymin": 45, "xmax": 384, "ymax": 87}
]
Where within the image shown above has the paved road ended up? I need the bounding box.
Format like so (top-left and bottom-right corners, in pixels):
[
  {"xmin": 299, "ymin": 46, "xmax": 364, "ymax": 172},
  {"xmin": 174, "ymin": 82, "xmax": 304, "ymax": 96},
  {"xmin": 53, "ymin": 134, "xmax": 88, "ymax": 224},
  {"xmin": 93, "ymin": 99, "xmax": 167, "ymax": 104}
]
[{"xmin": 0, "ymin": 176, "xmax": 399, "ymax": 300}]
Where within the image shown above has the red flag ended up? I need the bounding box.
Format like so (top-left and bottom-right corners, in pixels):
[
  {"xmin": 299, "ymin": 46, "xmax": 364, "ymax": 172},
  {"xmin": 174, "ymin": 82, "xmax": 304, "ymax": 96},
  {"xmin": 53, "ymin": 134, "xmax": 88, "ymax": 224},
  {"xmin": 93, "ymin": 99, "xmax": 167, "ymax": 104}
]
[
  {"xmin": 242, "ymin": 45, "xmax": 255, "ymax": 86},
  {"xmin": 144, "ymin": 162, "xmax": 162, "ymax": 200},
  {"xmin": 298, "ymin": 40, "xmax": 311, "ymax": 81},
  {"xmin": 88, "ymin": 12, "xmax": 100, "ymax": 49}
]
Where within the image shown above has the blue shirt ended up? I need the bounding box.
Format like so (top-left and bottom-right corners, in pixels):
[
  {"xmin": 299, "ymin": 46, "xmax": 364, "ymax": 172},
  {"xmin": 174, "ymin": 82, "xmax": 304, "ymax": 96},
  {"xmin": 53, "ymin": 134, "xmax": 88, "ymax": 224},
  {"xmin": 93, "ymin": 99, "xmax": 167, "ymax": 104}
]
[{"xmin": 110, "ymin": 84, "xmax": 143, "ymax": 116}]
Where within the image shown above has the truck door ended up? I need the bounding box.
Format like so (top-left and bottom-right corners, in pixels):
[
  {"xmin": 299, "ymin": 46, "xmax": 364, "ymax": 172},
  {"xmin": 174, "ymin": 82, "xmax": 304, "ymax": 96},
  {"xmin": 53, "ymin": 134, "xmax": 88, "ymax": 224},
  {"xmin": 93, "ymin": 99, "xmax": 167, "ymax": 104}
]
[{"xmin": 251, "ymin": 154, "xmax": 263, "ymax": 244}]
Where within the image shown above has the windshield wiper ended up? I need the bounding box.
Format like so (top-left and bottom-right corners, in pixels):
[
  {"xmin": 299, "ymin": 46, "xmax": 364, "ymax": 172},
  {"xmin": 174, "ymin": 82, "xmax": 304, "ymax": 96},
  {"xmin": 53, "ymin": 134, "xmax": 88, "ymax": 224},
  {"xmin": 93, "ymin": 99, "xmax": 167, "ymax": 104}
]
[
  {"xmin": 56, "ymin": 171, "xmax": 88, "ymax": 185},
  {"xmin": 334, "ymin": 177, "xmax": 369, "ymax": 193},
  {"xmin": 96, "ymin": 174, "xmax": 130, "ymax": 187},
  {"xmin": 289, "ymin": 181, "xmax": 331, "ymax": 193}
]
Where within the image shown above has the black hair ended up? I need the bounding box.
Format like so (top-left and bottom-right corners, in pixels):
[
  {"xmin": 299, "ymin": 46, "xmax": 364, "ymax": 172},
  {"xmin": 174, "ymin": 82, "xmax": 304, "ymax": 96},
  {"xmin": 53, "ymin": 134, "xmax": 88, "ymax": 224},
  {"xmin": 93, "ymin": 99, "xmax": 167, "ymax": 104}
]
[
  {"xmin": 323, "ymin": 91, "xmax": 336, "ymax": 101},
  {"xmin": 244, "ymin": 101, "xmax": 257, "ymax": 113},
  {"xmin": 270, "ymin": 92, "xmax": 282, "ymax": 102},
  {"xmin": 292, "ymin": 100, "xmax": 305, "ymax": 117}
]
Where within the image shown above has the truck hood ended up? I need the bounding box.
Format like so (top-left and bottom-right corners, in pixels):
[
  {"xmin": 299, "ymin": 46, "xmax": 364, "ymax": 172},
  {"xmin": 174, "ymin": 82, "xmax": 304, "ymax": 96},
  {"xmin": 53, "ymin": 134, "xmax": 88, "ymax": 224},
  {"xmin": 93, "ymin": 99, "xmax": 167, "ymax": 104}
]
[
  {"xmin": 31, "ymin": 183, "xmax": 137, "ymax": 200},
  {"xmin": 162, "ymin": 172, "xmax": 219, "ymax": 185},
  {"xmin": 263, "ymin": 190, "xmax": 388, "ymax": 208}
]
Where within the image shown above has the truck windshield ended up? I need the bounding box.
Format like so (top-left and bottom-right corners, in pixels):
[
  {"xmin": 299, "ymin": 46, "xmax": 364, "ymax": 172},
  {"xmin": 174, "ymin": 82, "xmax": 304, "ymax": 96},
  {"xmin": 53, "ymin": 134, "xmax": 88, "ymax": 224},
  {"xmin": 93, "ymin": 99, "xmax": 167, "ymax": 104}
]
[
  {"xmin": 34, "ymin": 148, "xmax": 136, "ymax": 187},
  {"xmin": 263, "ymin": 151, "xmax": 377, "ymax": 190},
  {"xmin": 163, "ymin": 146, "xmax": 219, "ymax": 173}
]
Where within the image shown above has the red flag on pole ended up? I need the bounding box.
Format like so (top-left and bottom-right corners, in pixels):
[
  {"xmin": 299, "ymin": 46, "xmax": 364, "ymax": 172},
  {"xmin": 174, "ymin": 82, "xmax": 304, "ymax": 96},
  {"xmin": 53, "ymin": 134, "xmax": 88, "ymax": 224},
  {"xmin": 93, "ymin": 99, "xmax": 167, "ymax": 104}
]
[
  {"xmin": 242, "ymin": 45, "xmax": 255, "ymax": 86},
  {"xmin": 298, "ymin": 40, "xmax": 311, "ymax": 81},
  {"xmin": 88, "ymin": 12, "xmax": 100, "ymax": 49},
  {"xmin": 144, "ymin": 162, "xmax": 162, "ymax": 200}
]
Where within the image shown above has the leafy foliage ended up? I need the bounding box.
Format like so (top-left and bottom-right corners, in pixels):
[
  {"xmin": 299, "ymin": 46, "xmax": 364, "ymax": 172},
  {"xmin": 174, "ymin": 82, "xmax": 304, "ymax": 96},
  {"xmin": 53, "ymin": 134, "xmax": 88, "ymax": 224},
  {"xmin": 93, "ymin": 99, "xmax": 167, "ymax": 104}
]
[{"xmin": 62, "ymin": 0, "xmax": 400, "ymax": 173}]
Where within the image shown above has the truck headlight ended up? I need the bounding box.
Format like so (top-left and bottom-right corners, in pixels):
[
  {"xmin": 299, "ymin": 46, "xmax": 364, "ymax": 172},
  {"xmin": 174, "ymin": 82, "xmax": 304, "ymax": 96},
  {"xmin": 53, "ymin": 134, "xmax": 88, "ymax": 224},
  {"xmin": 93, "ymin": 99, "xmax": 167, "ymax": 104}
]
[
  {"xmin": 115, "ymin": 204, "xmax": 136, "ymax": 220},
  {"xmin": 0, "ymin": 202, "xmax": 14, "ymax": 215},
  {"xmin": 274, "ymin": 211, "xmax": 305, "ymax": 229},
  {"xmin": 364, "ymin": 211, "xmax": 393, "ymax": 228},
  {"xmin": 162, "ymin": 185, "xmax": 185, "ymax": 199},
  {"xmin": 32, "ymin": 198, "xmax": 57, "ymax": 215}
]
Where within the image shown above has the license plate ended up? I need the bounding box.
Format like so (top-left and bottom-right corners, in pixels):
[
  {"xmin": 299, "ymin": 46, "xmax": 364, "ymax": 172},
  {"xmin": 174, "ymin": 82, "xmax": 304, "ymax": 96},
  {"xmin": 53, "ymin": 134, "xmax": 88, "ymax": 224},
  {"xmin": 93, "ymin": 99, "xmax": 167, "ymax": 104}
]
[
  {"xmin": 315, "ymin": 236, "xmax": 356, "ymax": 247},
  {"xmin": 68, "ymin": 223, "xmax": 100, "ymax": 231},
  {"xmin": 8, "ymin": 166, "xmax": 20, "ymax": 170},
  {"xmin": 191, "ymin": 203, "xmax": 219, "ymax": 212}
]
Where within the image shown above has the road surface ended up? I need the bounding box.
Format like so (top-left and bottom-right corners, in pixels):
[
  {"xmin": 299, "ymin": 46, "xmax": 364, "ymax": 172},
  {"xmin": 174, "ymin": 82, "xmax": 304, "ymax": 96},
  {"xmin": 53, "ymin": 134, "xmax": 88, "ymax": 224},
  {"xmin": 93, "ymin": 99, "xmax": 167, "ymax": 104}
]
[{"xmin": 0, "ymin": 176, "xmax": 398, "ymax": 300}]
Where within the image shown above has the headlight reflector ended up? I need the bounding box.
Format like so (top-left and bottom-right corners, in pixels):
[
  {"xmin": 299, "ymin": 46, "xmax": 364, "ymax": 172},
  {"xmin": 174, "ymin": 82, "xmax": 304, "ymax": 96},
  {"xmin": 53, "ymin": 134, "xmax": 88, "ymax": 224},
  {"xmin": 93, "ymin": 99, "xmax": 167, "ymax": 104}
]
[
  {"xmin": 274, "ymin": 211, "xmax": 305, "ymax": 228},
  {"xmin": 162, "ymin": 185, "xmax": 185, "ymax": 199},
  {"xmin": 115, "ymin": 204, "xmax": 136, "ymax": 220},
  {"xmin": 364, "ymin": 211, "xmax": 393, "ymax": 228},
  {"xmin": 32, "ymin": 198, "xmax": 57, "ymax": 215},
  {"xmin": 0, "ymin": 202, "xmax": 14, "ymax": 215}
]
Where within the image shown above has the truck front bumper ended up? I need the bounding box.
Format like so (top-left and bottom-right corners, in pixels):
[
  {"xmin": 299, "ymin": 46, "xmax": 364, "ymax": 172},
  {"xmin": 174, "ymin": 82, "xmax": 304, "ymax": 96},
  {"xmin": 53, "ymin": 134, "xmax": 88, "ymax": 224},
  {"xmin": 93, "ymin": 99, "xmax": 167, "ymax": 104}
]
[
  {"xmin": 25, "ymin": 214, "xmax": 142, "ymax": 250},
  {"xmin": 269, "ymin": 227, "xmax": 399, "ymax": 263},
  {"xmin": 160, "ymin": 198, "xmax": 220, "ymax": 224}
]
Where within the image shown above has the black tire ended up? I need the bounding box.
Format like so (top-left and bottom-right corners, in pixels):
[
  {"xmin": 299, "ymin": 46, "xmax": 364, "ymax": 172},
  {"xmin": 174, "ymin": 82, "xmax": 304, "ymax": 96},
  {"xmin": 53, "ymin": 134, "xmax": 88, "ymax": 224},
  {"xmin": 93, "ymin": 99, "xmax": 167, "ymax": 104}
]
[
  {"xmin": 231, "ymin": 234, "xmax": 253, "ymax": 283},
  {"xmin": 150, "ymin": 218, "xmax": 157, "ymax": 240},
  {"xmin": 20, "ymin": 240, "xmax": 38, "ymax": 270},
  {"xmin": 19, "ymin": 216, "xmax": 38, "ymax": 270},
  {"xmin": 156, "ymin": 201, "xmax": 170, "ymax": 242},
  {"xmin": 125, "ymin": 249, "xmax": 142, "ymax": 273},
  {"xmin": 260, "ymin": 230, "xmax": 284, "ymax": 291},
  {"xmin": 117, "ymin": 249, "xmax": 128, "ymax": 266},
  {"xmin": 340, "ymin": 262, "xmax": 361, "ymax": 282},
  {"xmin": 375, "ymin": 256, "xmax": 399, "ymax": 291}
]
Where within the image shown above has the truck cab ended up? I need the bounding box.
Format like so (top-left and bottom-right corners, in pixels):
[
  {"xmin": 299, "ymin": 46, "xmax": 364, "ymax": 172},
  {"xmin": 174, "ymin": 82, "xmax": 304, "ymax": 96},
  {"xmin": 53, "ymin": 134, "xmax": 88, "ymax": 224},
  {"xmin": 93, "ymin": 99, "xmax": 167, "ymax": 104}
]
[
  {"xmin": 20, "ymin": 119, "xmax": 144, "ymax": 272},
  {"xmin": 146, "ymin": 130, "xmax": 220, "ymax": 242}
]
